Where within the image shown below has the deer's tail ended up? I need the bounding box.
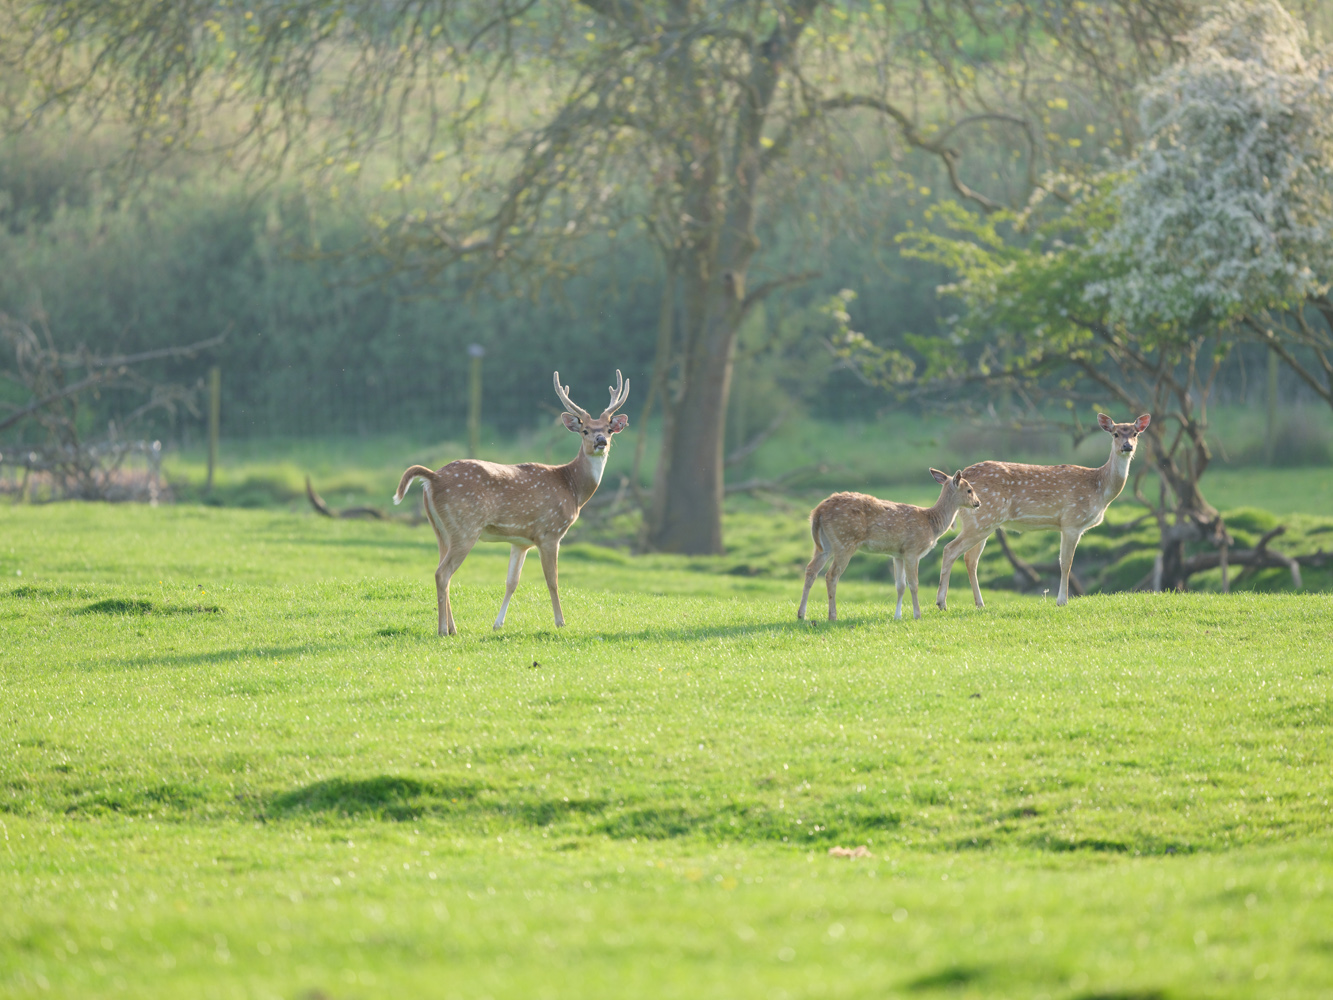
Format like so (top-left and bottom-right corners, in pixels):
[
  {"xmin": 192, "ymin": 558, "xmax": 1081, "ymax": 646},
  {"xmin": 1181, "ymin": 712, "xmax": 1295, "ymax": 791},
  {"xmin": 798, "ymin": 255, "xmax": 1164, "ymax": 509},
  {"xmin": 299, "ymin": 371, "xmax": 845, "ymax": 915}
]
[
  {"xmin": 809, "ymin": 505, "xmax": 825, "ymax": 553},
  {"xmin": 393, "ymin": 465, "xmax": 437, "ymax": 505}
]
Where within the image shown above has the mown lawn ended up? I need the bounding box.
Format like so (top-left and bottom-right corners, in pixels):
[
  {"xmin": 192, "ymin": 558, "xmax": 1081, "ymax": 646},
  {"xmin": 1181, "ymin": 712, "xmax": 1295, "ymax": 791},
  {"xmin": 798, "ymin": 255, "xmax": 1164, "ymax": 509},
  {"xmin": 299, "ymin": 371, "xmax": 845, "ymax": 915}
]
[{"xmin": 1, "ymin": 504, "xmax": 1331, "ymax": 1000}]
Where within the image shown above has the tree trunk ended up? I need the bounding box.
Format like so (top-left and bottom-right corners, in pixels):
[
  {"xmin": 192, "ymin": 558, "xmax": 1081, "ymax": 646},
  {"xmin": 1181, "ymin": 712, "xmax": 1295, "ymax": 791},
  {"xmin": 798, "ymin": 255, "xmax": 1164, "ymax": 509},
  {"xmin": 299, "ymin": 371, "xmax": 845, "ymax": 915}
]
[
  {"xmin": 641, "ymin": 11, "xmax": 802, "ymax": 553},
  {"xmin": 647, "ymin": 288, "xmax": 743, "ymax": 554}
]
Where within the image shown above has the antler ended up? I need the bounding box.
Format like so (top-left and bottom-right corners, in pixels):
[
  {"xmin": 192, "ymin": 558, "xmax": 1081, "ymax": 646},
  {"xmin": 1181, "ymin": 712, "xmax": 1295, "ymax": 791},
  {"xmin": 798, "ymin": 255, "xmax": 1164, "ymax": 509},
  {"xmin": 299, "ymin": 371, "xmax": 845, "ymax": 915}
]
[
  {"xmin": 601, "ymin": 369, "xmax": 630, "ymax": 420},
  {"xmin": 552, "ymin": 371, "xmax": 593, "ymax": 423}
]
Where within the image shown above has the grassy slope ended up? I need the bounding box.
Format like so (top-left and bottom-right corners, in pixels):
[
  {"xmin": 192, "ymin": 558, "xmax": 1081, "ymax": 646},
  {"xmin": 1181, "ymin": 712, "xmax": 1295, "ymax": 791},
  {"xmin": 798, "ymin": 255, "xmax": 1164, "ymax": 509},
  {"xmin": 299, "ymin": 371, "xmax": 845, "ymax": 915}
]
[{"xmin": 1, "ymin": 504, "xmax": 1332, "ymax": 999}]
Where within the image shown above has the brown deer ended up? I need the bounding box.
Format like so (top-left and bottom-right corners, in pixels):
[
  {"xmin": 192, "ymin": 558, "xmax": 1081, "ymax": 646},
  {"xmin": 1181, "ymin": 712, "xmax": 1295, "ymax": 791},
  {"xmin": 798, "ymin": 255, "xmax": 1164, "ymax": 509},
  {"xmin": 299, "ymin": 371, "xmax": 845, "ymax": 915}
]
[
  {"xmin": 936, "ymin": 413, "xmax": 1151, "ymax": 610},
  {"xmin": 798, "ymin": 469, "xmax": 981, "ymax": 623},
  {"xmin": 393, "ymin": 370, "xmax": 630, "ymax": 635}
]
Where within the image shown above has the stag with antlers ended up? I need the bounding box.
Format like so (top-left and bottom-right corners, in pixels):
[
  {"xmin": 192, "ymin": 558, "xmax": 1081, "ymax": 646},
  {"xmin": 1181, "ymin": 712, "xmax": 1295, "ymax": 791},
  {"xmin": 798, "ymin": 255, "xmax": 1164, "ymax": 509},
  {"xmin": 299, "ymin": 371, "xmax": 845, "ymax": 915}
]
[{"xmin": 393, "ymin": 370, "xmax": 630, "ymax": 635}]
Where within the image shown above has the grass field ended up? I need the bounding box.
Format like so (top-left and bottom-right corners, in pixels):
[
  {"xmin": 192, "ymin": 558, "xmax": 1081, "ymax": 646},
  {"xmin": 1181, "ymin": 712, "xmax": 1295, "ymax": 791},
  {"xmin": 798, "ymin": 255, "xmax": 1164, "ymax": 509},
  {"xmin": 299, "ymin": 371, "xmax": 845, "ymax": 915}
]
[{"xmin": 2, "ymin": 502, "xmax": 1331, "ymax": 999}]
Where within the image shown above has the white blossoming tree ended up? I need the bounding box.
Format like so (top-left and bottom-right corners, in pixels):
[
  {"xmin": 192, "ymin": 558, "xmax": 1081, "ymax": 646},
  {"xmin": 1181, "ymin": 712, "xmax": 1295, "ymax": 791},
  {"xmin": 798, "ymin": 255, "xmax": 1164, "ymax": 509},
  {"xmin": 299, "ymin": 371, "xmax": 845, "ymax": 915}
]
[{"xmin": 1097, "ymin": 0, "xmax": 1333, "ymax": 411}]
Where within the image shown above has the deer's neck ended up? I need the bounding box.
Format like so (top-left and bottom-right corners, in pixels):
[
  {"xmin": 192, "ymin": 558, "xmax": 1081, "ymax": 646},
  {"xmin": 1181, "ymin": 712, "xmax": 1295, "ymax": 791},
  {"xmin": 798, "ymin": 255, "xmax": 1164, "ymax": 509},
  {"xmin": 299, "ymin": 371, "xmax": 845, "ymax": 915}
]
[
  {"xmin": 564, "ymin": 446, "xmax": 607, "ymax": 507},
  {"xmin": 1099, "ymin": 447, "xmax": 1134, "ymax": 503},
  {"xmin": 925, "ymin": 487, "xmax": 959, "ymax": 540}
]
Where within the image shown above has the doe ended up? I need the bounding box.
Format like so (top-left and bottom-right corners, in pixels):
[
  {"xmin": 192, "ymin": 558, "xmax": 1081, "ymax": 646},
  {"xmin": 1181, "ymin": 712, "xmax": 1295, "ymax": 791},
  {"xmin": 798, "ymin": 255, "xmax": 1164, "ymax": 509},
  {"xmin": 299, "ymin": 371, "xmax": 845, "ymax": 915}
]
[
  {"xmin": 393, "ymin": 370, "xmax": 630, "ymax": 635},
  {"xmin": 799, "ymin": 469, "xmax": 980, "ymax": 622},
  {"xmin": 936, "ymin": 412, "xmax": 1151, "ymax": 610}
]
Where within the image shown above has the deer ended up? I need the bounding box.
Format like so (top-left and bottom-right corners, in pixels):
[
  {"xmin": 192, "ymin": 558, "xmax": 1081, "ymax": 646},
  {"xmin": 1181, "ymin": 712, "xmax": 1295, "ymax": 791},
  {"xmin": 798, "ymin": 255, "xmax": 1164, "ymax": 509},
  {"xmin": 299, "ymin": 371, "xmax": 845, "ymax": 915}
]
[
  {"xmin": 798, "ymin": 469, "xmax": 981, "ymax": 623},
  {"xmin": 935, "ymin": 412, "xmax": 1152, "ymax": 611},
  {"xmin": 392, "ymin": 370, "xmax": 630, "ymax": 635}
]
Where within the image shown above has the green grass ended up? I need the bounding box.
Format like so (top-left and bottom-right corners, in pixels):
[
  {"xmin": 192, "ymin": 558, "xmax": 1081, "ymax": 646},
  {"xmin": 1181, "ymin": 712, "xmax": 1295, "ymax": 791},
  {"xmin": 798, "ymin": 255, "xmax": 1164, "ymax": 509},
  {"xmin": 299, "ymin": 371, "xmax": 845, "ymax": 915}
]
[{"xmin": 2, "ymin": 504, "xmax": 1332, "ymax": 999}]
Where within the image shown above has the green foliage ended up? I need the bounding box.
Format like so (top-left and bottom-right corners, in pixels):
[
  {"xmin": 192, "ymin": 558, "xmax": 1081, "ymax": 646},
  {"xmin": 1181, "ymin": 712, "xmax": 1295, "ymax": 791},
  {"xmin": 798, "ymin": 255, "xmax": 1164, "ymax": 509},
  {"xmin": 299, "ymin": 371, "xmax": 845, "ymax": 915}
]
[
  {"xmin": 0, "ymin": 174, "xmax": 663, "ymax": 440},
  {"xmin": 0, "ymin": 502, "xmax": 1330, "ymax": 997},
  {"xmin": 894, "ymin": 179, "xmax": 1134, "ymax": 386}
]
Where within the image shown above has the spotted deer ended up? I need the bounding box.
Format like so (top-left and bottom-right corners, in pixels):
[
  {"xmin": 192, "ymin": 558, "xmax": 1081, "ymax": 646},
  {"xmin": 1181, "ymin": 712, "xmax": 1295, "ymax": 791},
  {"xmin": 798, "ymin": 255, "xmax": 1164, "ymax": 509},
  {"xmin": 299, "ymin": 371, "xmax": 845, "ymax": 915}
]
[
  {"xmin": 798, "ymin": 469, "xmax": 981, "ymax": 623},
  {"xmin": 393, "ymin": 370, "xmax": 630, "ymax": 635},
  {"xmin": 936, "ymin": 413, "xmax": 1151, "ymax": 610}
]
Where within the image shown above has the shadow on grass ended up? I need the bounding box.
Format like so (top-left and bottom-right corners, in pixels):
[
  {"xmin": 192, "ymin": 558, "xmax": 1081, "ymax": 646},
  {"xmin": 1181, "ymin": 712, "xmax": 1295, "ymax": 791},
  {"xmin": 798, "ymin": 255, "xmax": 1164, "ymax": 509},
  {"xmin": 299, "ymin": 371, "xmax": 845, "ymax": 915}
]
[
  {"xmin": 905, "ymin": 965, "xmax": 987, "ymax": 991},
  {"xmin": 79, "ymin": 597, "xmax": 222, "ymax": 616},
  {"xmin": 269, "ymin": 776, "xmax": 481, "ymax": 821},
  {"xmin": 8, "ymin": 585, "xmax": 80, "ymax": 600},
  {"xmin": 258, "ymin": 776, "xmax": 903, "ymax": 843},
  {"xmin": 80, "ymin": 642, "xmax": 334, "ymax": 670},
  {"xmin": 1029, "ymin": 833, "xmax": 1193, "ymax": 856},
  {"xmin": 56, "ymin": 781, "xmax": 212, "ymax": 818},
  {"xmin": 265, "ymin": 775, "xmax": 608, "ymax": 826},
  {"xmin": 599, "ymin": 799, "xmax": 901, "ymax": 843},
  {"xmin": 611, "ymin": 616, "xmax": 903, "ymax": 644},
  {"xmin": 1072, "ymin": 991, "xmax": 1169, "ymax": 1000}
]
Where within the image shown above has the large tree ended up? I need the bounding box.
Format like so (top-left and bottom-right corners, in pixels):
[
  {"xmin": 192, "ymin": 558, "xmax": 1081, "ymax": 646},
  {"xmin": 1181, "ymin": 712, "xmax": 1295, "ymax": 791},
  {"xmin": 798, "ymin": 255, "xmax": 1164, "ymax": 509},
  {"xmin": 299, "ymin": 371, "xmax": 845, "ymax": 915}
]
[{"xmin": 2, "ymin": 0, "xmax": 1193, "ymax": 552}]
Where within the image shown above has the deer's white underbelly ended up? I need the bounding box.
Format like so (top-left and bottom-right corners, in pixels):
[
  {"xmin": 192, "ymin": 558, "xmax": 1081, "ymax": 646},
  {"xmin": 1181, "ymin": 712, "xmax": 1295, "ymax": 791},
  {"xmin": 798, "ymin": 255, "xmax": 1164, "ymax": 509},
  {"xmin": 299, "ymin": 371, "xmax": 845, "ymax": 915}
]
[
  {"xmin": 859, "ymin": 538, "xmax": 930, "ymax": 559},
  {"xmin": 997, "ymin": 514, "xmax": 1063, "ymax": 533},
  {"xmin": 480, "ymin": 531, "xmax": 534, "ymax": 546},
  {"xmin": 998, "ymin": 504, "xmax": 1104, "ymax": 534}
]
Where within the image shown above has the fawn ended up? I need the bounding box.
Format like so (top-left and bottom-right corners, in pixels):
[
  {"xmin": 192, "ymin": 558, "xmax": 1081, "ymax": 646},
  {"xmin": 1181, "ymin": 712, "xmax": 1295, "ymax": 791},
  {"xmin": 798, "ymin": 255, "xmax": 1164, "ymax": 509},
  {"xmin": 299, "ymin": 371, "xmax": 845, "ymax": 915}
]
[
  {"xmin": 935, "ymin": 412, "xmax": 1151, "ymax": 610},
  {"xmin": 393, "ymin": 370, "xmax": 630, "ymax": 635},
  {"xmin": 799, "ymin": 469, "xmax": 980, "ymax": 622}
]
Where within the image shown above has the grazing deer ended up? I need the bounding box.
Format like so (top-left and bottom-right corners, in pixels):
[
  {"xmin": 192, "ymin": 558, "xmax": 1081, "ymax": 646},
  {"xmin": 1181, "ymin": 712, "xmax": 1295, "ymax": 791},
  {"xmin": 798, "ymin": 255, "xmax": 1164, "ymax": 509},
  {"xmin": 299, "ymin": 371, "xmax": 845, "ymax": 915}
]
[
  {"xmin": 936, "ymin": 413, "xmax": 1151, "ymax": 610},
  {"xmin": 393, "ymin": 370, "xmax": 630, "ymax": 635},
  {"xmin": 798, "ymin": 469, "xmax": 981, "ymax": 623}
]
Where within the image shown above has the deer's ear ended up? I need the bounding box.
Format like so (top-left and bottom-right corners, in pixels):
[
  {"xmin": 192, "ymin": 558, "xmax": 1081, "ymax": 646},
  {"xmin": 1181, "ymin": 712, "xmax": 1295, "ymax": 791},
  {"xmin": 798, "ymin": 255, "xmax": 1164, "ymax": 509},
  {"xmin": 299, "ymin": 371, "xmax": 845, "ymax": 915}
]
[
  {"xmin": 1097, "ymin": 413, "xmax": 1115, "ymax": 432},
  {"xmin": 560, "ymin": 412, "xmax": 581, "ymax": 432},
  {"xmin": 609, "ymin": 413, "xmax": 629, "ymax": 433},
  {"xmin": 930, "ymin": 468, "xmax": 949, "ymax": 485},
  {"xmin": 953, "ymin": 471, "xmax": 963, "ymax": 486},
  {"xmin": 1135, "ymin": 414, "xmax": 1151, "ymax": 432}
]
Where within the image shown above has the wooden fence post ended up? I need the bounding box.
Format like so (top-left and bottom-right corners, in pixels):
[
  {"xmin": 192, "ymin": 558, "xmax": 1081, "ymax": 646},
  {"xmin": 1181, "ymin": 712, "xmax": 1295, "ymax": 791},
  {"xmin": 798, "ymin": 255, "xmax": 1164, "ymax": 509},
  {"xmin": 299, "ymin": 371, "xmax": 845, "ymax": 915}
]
[
  {"xmin": 206, "ymin": 365, "xmax": 221, "ymax": 491},
  {"xmin": 467, "ymin": 344, "xmax": 484, "ymax": 458}
]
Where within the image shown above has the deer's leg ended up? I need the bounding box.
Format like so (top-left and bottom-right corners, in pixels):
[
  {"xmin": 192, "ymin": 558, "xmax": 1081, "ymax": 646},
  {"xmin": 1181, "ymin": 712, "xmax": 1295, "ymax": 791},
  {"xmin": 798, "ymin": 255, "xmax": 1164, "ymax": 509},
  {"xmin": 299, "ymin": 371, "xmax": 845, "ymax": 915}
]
[
  {"xmin": 434, "ymin": 540, "xmax": 474, "ymax": 637},
  {"xmin": 425, "ymin": 516, "xmax": 457, "ymax": 637},
  {"xmin": 892, "ymin": 557, "xmax": 906, "ymax": 620},
  {"xmin": 964, "ymin": 538, "xmax": 988, "ymax": 609},
  {"xmin": 537, "ymin": 539, "xmax": 565, "ymax": 627},
  {"xmin": 1057, "ymin": 529, "xmax": 1082, "ymax": 607},
  {"xmin": 799, "ymin": 541, "xmax": 830, "ymax": 620},
  {"xmin": 907, "ymin": 557, "xmax": 923, "ymax": 620},
  {"xmin": 936, "ymin": 530, "xmax": 982, "ymax": 611},
  {"xmin": 825, "ymin": 549, "xmax": 853, "ymax": 622},
  {"xmin": 493, "ymin": 544, "xmax": 530, "ymax": 630}
]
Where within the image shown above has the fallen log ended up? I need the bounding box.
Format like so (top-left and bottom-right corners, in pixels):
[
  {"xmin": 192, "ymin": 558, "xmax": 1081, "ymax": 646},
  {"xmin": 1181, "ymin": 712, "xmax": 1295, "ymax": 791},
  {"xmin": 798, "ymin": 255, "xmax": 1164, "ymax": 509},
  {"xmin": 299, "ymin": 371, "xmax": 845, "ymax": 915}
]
[
  {"xmin": 1177, "ymin": 527, "xmax": 1301, "ymax": 589},
  {"xmin": 305, "ymin": 476, "xmax": 386, "ymax": 520},
  {"xmin": 994, "ymin": 528, "xmax": 1085, "ymax": 596}
]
